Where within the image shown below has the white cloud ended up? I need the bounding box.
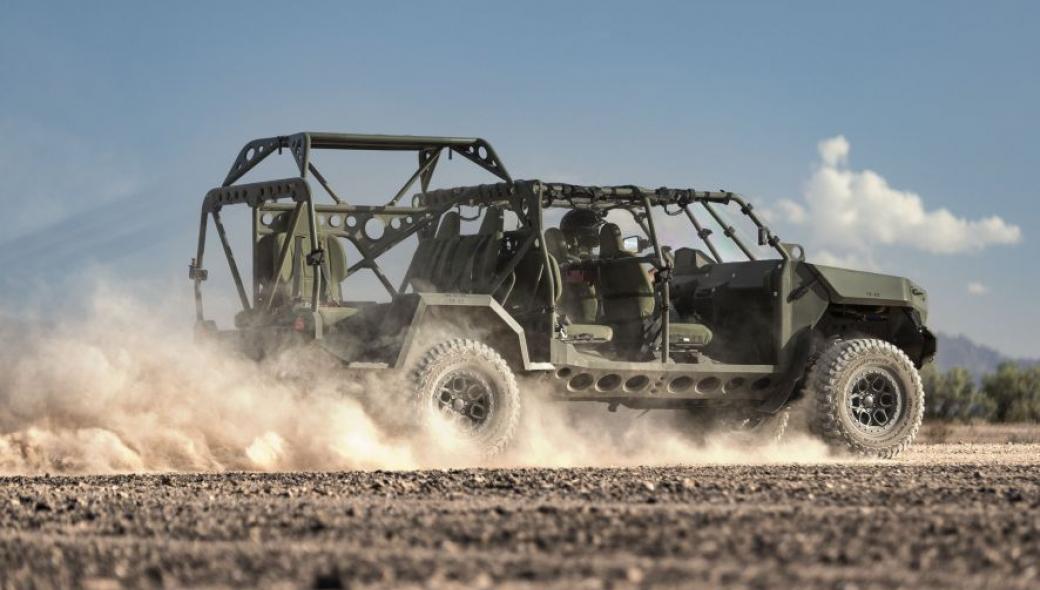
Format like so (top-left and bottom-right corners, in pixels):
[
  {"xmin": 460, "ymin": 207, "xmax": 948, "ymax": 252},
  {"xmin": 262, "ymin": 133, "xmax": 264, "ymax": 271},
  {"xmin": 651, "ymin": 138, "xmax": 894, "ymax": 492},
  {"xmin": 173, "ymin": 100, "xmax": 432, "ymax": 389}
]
[
  {"xmin": 776, "ymin": 199, "xmax": 807, "ymax": 224},
  {"xmin": 779, "ymin": 135, "xmax": 1022, "ymax": 255},
  {"xmin": 818, "ymin": 135, "xmax": 850, "ymax": 167},
  {"xmin": 967, "ymin": 282, "xmax": 989, "ymax": 296}
]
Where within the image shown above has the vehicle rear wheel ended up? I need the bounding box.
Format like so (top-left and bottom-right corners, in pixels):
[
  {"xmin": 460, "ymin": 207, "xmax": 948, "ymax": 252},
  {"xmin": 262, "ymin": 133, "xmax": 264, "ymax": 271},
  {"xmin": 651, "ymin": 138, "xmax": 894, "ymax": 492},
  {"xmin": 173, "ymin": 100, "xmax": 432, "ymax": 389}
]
[
  {"xmin": 411, "ymin": 338, "xmax": 520, "ymax": 457},
  {"xmin": 808, "ymin": 338, "xmax": 923, "ymax": 458}
]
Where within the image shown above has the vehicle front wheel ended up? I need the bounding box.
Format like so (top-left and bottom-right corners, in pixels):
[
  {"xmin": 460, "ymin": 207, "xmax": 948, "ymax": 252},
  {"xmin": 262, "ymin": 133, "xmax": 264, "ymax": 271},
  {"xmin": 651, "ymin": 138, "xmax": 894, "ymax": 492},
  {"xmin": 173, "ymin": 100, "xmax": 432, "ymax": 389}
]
[
  {"xmin": 808, "ymin": 338, "xmax": 924, "ymax": 458},
  {"xmin": 411, "ymin": 338, "xmax": 521, "ymax": 457}
]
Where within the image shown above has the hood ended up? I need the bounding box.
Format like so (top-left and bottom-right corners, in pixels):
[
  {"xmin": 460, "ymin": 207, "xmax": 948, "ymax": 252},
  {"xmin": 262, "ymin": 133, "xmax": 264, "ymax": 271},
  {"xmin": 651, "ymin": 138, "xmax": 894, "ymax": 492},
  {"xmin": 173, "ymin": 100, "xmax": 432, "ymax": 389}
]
[{"xmin": 808, "ymin": 264, "xmax": 929, "ymax": 323}]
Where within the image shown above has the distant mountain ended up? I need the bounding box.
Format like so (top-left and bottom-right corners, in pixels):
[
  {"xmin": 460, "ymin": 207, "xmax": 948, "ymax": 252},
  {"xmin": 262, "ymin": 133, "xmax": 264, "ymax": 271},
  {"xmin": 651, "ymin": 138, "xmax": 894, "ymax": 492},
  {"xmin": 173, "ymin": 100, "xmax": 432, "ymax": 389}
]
[{"xmin": 935, "ymin": 332, "xmax": 1038, "ymax": 376}]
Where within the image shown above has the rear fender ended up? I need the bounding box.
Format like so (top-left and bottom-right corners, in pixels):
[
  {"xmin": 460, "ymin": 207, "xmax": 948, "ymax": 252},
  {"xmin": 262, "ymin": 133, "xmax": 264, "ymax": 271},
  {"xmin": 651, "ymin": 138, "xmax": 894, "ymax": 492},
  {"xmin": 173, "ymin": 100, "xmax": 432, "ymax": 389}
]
[{"xmin": 393, "ymin": 293, "xmax": 545, "ymax": 371}]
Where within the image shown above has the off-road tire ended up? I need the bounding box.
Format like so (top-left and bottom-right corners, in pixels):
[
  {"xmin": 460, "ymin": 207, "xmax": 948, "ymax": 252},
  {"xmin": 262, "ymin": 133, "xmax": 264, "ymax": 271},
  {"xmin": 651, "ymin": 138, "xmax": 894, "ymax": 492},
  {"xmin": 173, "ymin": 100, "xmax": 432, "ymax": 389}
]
[
  {"xmin": 808, "ymin": 338, "xmax": 923, "ymax": 458},
  {"xmin": 411, "ymin": 339, "xmax": 521, "ymax": 457}
]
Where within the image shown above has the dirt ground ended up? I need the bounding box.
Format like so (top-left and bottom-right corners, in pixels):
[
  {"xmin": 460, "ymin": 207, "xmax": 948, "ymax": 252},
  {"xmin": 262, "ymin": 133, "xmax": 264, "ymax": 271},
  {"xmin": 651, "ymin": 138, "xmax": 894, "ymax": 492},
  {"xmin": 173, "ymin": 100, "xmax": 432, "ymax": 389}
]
[
  {"xmin": 1, "ymin": 433, "xmax": 1039, "ymax": 589},
  {"xmin": 918, "ymin": 422, "xmax": 1040, "ymax": 445}
]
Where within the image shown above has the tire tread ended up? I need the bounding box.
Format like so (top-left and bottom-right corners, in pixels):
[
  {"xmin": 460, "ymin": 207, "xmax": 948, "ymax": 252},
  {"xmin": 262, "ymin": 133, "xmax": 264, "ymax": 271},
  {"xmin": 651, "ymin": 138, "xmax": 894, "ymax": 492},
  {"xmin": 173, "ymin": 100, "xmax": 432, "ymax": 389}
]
[
  {"xmin": 411, "ymin": 338, "xmax": 520, "ymax": 457},
  {"xmin": 808, "ymin": 338, "xmax": 923, "ymax": 459}
]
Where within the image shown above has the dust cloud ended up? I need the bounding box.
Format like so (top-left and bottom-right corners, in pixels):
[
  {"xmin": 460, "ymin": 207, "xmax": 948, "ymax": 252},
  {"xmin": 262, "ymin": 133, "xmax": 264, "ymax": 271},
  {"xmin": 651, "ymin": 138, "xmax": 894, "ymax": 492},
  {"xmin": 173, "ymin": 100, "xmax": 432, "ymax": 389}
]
[{"xmin": 0, "ymin": 284, "xmax": 831, "ymax": 475}]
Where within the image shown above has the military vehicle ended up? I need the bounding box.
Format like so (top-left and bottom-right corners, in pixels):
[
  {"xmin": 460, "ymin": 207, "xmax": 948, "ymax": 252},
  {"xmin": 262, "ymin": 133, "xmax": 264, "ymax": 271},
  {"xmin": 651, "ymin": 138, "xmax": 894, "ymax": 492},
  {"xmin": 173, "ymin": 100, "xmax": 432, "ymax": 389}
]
[{"xmin": 190, "ymin": 132, "xmax": 936, "ymax": 458}]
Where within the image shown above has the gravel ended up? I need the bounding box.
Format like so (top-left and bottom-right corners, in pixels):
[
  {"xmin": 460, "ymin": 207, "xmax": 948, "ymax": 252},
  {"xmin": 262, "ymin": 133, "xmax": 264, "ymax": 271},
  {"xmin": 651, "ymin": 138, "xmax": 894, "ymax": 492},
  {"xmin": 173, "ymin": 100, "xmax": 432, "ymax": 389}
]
[{"xmin": 2, "ymin": 443, "xmax": 1038, "ymax": 589}]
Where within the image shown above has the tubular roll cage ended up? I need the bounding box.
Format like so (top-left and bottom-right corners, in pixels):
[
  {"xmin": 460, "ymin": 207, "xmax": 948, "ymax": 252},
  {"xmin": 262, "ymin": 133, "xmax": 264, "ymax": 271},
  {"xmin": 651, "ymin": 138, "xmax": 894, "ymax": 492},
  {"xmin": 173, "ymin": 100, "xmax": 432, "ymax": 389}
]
[
  {"xmin": 191, "ymin": 132, "xmax": 787, "ymax": 364},
  {"xmin": 418, "ymin": 182, "xmax": 790, "ymax": 362},
  {"xmin": 190, "ymin": 132, "xmax": 513, "ymax": 326}
]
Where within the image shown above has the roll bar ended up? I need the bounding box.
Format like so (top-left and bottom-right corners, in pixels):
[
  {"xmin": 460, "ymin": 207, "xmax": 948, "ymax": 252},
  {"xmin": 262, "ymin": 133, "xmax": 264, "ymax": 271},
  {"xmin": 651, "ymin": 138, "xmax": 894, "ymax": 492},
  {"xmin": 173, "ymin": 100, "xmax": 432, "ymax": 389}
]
[{"xmin": 222, "ymin": 132, "xmax": 511, "ymax": 188}]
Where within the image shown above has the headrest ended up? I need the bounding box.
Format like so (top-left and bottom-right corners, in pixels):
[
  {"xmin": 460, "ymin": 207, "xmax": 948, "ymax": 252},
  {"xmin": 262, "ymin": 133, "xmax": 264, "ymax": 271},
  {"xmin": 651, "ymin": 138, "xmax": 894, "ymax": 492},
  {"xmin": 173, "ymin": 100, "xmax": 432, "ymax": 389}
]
[
  {"xmin": 436, "ymin": 211, "xmax": 461, "ymax": 239},
  {"xmin": 479, "ymin": 208, "xmax": 503, "ymax": 234},
  {"xmin": 543, "ymin": 227, "xmax": 568, "ymax": 259},
  {"xmin": 599, "ymin": 223, "xmax": 623, "ymax": 256}
]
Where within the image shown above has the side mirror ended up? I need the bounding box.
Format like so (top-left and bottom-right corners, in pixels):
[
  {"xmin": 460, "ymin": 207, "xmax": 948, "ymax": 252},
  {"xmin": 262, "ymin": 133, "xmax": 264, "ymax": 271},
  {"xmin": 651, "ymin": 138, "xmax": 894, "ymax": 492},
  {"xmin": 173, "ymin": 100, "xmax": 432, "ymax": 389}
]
[{"xmin": 623, "ymin": 236, "xmax": 651, "ymax": 253}]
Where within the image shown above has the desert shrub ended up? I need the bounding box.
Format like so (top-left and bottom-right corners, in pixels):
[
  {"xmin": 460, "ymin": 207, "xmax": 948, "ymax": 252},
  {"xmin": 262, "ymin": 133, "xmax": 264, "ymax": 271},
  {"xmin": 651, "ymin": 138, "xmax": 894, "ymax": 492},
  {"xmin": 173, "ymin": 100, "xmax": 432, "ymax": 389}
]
[
  {"xmin": 981, "ymin": 362, "xmax": 1040, "ymax": 422},
  {"xmin": 923, "ymin": 365, "xmax": 993, "ymax": 422}
]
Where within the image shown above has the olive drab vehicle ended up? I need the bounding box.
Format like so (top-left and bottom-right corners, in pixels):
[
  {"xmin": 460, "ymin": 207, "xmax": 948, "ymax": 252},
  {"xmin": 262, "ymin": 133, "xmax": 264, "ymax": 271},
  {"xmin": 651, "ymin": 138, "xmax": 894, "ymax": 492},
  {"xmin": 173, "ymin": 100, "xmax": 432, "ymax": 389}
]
[{"xmin": 191, "ymin": 132, "xmax": 936, "ymax": 458}]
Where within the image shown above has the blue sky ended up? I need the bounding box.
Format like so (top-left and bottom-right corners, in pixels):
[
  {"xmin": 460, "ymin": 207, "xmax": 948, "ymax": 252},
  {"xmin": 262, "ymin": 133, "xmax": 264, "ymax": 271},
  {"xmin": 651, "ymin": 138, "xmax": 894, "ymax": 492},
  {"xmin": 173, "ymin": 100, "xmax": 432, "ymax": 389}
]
[{"xmin": 1, "ymin": 1, "xmax": 1037, "ymax": 355}]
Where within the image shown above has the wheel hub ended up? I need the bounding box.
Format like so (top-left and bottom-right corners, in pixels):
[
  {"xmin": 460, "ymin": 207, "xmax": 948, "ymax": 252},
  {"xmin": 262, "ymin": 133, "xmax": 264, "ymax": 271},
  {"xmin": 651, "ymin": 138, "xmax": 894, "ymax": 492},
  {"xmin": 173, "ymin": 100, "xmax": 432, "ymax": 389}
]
[
  {"xmin": 846, "ymin": 368, "xmax": 903, "ymax": 435},
  {"xmin": 435, "ymin": 370, "xmax": 494, "ymax": 429}
]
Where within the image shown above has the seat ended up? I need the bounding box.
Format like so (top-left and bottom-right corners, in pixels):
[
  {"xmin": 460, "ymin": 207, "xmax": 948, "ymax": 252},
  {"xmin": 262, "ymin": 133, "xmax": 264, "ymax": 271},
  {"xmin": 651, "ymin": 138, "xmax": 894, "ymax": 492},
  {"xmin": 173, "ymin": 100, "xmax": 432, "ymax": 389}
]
[
  {"xmin": 597, "ymin": 223, "xmax": 656, "ymax": 352},
  {"xmin": 430, "ymin": 211, "xmax": 462, "ymax": 287},
  {"xmin": 251, "ymin": 228, "xmax": 360, "ymax": 329},
  {"xmin": 407, "ymin": 212, "xmax": 461, "ymax": 292},
  {"xmin": 408, "ymin": 208, "xmax": 510, "ymax": 295},
  {"xmin": 503, "ymin": 242, "xmax": 555, "ymax": 317},
  {"xmin": 544, "ymin": 227, "xmax": 613, "ymax": 343},
  {"xmin": 255, "ymin": 230, "xmax": 348, "ymax": 306},
  {"xmin": 597, "ymin": 223, "xmax": 712, "ymax": 356},
  {"xmin": 316, "ymin": 236, "xmax": 361, "ymax": 327},
  {"xmin": 545, "ymin": 227, "xmax": 600, "ymax": 325},
  {"xmin": 464, "ymin": 207, "xmax": 505, "ymax": 292},
  {"xmin": 479, "ymin": 206, "xmax": 503, "ymax": 234},
  {"xmin": 565, "ymin": 323, "xmax": 614, "ymax": 342},
  {"xmin": 669, "ymin": 322, "xmax": 713, "ymax": 347}
]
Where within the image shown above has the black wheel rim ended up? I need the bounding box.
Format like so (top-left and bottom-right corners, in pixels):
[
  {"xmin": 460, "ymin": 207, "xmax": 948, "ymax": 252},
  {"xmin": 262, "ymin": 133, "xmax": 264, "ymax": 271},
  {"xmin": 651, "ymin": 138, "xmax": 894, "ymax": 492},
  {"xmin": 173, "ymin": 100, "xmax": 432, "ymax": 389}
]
[
  {"xmin": 434, "ymin": 369, "xmax": 494, "ymax": 430},
  {"xmin": 845, "ymin": 367, "xmax": 904, "ymax": 435}
]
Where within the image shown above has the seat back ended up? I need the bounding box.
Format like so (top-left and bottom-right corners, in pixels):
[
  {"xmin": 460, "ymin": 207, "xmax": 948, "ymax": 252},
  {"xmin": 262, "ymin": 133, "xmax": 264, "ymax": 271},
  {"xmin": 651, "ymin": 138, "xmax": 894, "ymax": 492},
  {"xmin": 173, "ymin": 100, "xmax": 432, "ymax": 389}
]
[
  {"xmin": 468, "ymin": 208, "xmax": 505, "ymax": 292},
  {"xmin": 408, "ymin": 209, "xmax": 508, "ymax": 294},
  {"xmin": 546, "ymin": 227, "xmax": 599, "ymax": 324},
  {"xmin": 598, "ymin": 223, "xmax": 655, "ymax": 320},
  {"xmin": 430, "ymin": 211, "xmax": 462, "ymax": 286},
  {"xmin": 256, "ymin": 230, "xmax": 348, "ymax": 305},
  {"xmin": 598, "ymin": 223, "xmax": 655, "ymax": 351},
  {"xmin": 505, "ymin": 237, "xmax": 556, "ymax": 315},
  {"xmin": 407, "ymin": 211, "xmax": 460, "ymax": 292}
]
